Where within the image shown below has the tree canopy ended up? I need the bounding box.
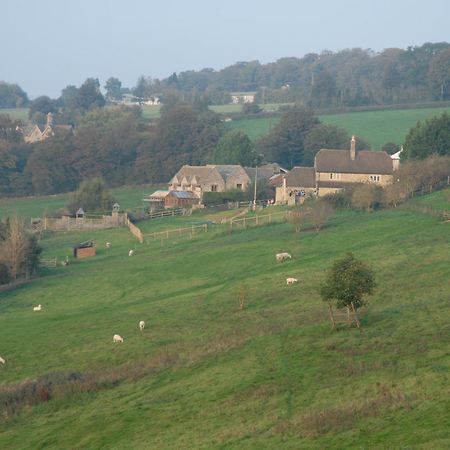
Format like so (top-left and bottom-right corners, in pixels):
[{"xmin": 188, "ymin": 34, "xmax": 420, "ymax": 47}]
[
  {"xmin": 320, "ymin": 252, "xmax": 375, "ymax": 310},
  {"xmin": 213, "ymin": 129, "xmax": 257, "ymax": 166},
  {"xmin": 403, "ymin": 112, "xmax": 450, "ymax": 159}
]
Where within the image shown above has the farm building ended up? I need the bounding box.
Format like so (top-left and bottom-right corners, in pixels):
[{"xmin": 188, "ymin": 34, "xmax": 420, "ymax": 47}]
[
  {"xmin": 164, "ymin": 191, "xmax": 200, "ymax": 208},
  {"xmin": 144, "ymin": 190, "xmax": 169, "ymax": 209},
  {"xmin": 230, "ymin": 92, "xmax": 257, "ymax": 104},
  {"xmin": 19, "ymin": 112, "xmax": 73, "ymax": 144},
  {"xmin": 276, "ymin": 136, "xmax": 394, "ymax": 204},
  {"xmin": 73, "ymin": 240, "xmax": 96, "ymax": 259}
]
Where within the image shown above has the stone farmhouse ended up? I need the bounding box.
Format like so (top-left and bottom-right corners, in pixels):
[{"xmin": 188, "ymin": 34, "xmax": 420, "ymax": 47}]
[
  {"xmin": 169, "ymin": 164, "xmax": 252, "ymax": 199},
  {"xmin": 276, "ymin": 136, "xmax": 395, "ymax": 205},
  {"xmin": 230, "ymin": 92, "xmax": 257, "ymax": 104},
  {"xmin": 20, "ymin": 112, "xmax": 72, "ymax": 144}
]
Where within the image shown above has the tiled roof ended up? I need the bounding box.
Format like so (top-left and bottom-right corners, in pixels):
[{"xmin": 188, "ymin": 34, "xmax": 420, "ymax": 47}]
[
  {"xmin": 285, "ymin": 167, "xmax": 316, "ymax": 188},
  {"xmin": 315, "ymin": 149, "xmax": 393, "ymax": 175}
]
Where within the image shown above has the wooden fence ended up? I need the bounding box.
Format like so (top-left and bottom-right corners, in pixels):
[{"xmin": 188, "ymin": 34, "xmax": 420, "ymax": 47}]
[
  {"xmin": 127, "ymin": 216, "xmax": 144, "ymax": 243},
  {"xmin": 41, "ymin": 257, "xmax": 58, "ymax": 268},
  {"xmin": 403, "ymin": 203, "xmax": 450, "ymax": 221},
  {"xmin": 143, "ymin": 223, "xmax": 208, "ymax": 243},
  {"xmin": 228, "ymin": 210, "xmax": 289, "ymax": 230},
  {"xmin": 146, "ymin": 208, "xmax": 185, "ymax": 220}
]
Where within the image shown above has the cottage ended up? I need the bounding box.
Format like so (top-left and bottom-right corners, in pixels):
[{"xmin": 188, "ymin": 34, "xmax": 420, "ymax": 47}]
[
  {"xmin": 230, "ymin": 92, "xmax": 257, "ymax": 104},
  {"xmin": 21, "ymin": 113, "xmax": 72, "ymax": 144},
  {"xmin": 276, "ymin": 137, "xmax": 394, "ymax": 204}
]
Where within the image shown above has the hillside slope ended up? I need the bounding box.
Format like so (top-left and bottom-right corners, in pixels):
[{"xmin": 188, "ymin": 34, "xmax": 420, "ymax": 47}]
[{"xmin": 0, "ymin": 205, "xmax": 449, "ymax": 449}]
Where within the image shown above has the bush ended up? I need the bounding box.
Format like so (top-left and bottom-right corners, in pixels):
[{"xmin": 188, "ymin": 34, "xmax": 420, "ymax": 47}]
[{"xmin": 202, "ymin": 189, "xmax": 249, "ymax": 206}]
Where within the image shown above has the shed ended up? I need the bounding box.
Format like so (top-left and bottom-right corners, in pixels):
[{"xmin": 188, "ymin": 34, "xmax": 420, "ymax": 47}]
[
  {"xmin": 73, "ymin": 240, "xmax": 96, "ymax": 259},
  {"xmin": 165, "ymin": 190, "xmax": 200, "ymax": 208}
]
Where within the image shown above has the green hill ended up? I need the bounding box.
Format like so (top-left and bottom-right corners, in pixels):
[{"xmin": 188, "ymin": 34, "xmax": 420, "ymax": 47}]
[
  {"xmin": 225, "ymin": 106, "xmax": 450, "ymax": 149},
  {"xmin": 0, "ymin": 194, "xmax": 449, "ymax": 448}
]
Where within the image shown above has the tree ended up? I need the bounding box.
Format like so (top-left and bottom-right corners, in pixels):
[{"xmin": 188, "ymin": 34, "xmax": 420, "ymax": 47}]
[
  {"xmin": 104, "ymin": 77, "xmax": 122, "ymax": 102},
  {"xmin": 28, "ymin": 96, "xmax": 57, "ymax": 121},
  {"xmin": 242, "ymin": 102, "xmax": 262, "ymax": 115},
  {"xmin": 287, "ymin": 206, "xmax": 308, "ymax": 233},
  {"xmin": 320, "ymin": 253, "xmax": 375, "ymax": 328},
  {"xmin": 0, "ymin": 82, "xmax": 28, "ymax": 108},
  {"xmin": 303, "ymin": 123, "xmax": 349, "ymax": 165},
  {"xmin": 0, "ymin": 216, "xmax": 41, "ymax": 282},
  {"xmin": 351, "ymin": 184, "xmax": 381, "ymax": 212},
  {"xmin": 428, "ymin": 48, "xmax": 450, "ymax": 100},
  {"xmin": 403, "ymin": 112, "xmax": 450, "ymax": 159},
  {"xmin": 257, "ymin": 105, "xmax": 319, "ymax": 168},
  {"xmin": 67, "ymin": 178, "xmax": 115, "ymax": 214},
  {"xmin": 213, "ymin": 129, "xmax": 257, "ymax": 166},
  {"xmin": 382, "ymin": 142, "xmax": 400, "ymax": 155},
  {"xmin": 309, "ymin": 198, "xmax": 333, "ymax": 232},
  {"xmin": 76, "ymin": 78, "xmax": 105, "ymax": 111}
]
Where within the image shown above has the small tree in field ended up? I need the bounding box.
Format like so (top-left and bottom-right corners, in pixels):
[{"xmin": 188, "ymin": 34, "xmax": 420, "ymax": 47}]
[
  {"xmin": 67, "ymin": 178, "xmax": 115, "ymax": 214},
  {"xmin": 320, "ymin": 253, "xmax": 375, "ymax": 329},
  {"xmin": 287, "ymin": 206, "xmax": 309, "ymax": 234},
  {"xmin": 310, "ymin": 199, "xmax": 333, "ymax": 232}
]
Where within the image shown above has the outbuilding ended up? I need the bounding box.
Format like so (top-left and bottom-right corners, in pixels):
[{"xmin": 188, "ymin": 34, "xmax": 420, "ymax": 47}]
[{"xmin": 73, "ymin": 240, "xmax": 96, "ymax": 259}]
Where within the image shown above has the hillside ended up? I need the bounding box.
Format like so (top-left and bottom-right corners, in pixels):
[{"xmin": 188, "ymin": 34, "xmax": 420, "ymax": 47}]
[
  {"xmin": 225, "ymin": 106, "xmax": 450, "ymax": 149},
  {"xmin": 0, "ymin": 196, "xmax": 449, "ymax": 448}
]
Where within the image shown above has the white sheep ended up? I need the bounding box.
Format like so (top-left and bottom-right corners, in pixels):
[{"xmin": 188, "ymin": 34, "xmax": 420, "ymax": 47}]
[
  {"xmin": 106, "ymin": 242, "xmax": 111, "ymax": 248},
  {"xmin": 286, "ymin": 277, "xmax": 298, "ymax": 285},
  {"xmin": 113, "ymin": 334, "xmax": 124, "ymax": 343},
  {"xmin": 276, "ymin": 252, "xmax": 292, "ymax": 262},
  {"xmin": 33, "ymin": 304, "xmax": 42, "ymax": 311},
  {"xmin": 128, "ymin": 249, "xmax": 134, "ymax": 257},
  {"xmin": 139, "ymin": 320, "xmax": 145, "ymax": 331},
  {"xmin": 0, "ymin": 356, "xmax": 5, "ymax": 364}
]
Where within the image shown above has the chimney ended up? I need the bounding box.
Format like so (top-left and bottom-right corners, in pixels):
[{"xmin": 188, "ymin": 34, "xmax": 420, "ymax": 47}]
[
  {"xmin": 46, "ymin": 112, "xmax": 53, "ymax": 127},
  {"xmin": 350, "ymin": 135, "xmax": 356, "ymax": 160}
]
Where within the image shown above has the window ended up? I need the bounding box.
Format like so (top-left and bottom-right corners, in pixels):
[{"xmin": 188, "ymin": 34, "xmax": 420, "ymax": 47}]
[
  {"xmin": 330, "ymin": 173, "xmax": 340, "ymax": 180},
  {"xmin": 236, "ymin": 183, "xmax": 243, "ymax": 190},
  {"xmin": 369, "ymin": 175, "xmax": 380, "ymax": 182},
  {"xmin": 211, "ymin": 185, "xmax": 218, "ymax": 192}
]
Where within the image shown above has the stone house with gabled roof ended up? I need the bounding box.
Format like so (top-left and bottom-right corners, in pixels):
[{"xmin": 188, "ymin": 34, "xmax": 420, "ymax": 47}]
[
  {"xmin": 276, "ymin": 136, "xmax": 394, "ymax": 204},
  {"xmin": 21, "ymin": 112, "xmax": 73, "ymax": 144},
  {"xmin": 169, "ymin": 164, "xmax": 251, "ymax": 199}
]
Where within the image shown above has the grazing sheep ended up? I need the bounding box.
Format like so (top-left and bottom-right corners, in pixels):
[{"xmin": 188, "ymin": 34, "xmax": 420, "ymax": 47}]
[
  {"xmin": 113, "ymin": 334, "xmax": 124, "ymax": 343},
  {"xmin": 128, "ymin": 249, "xmax": 134, "ymax": 257},
  {"xmin": 106, "ymin": 242, "xmax": 111, "ymax": 248},
  {"xmin": 286, "ymin": 277, "xmax": 298, "ymax": 285},
  {"xmin": 33, "ymin": 304, "xmax": 42, "ymax": 311},
  {"xmin": 139, "ymin": 320, "xmax": 145, "ymax": 331},
  {"xmin": 0, "ymin": 356, "xmax": 5, "ymax": 364},
  {"xmin": 276, "ymin": 252, "xmax": 292, "ymax": 262}
]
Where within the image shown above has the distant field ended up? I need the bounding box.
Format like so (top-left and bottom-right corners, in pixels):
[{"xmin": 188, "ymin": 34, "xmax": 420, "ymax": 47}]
[
  {"xmin": 0, "ymin": 184, "xmax": 159, "ymax": 219},
  {"xmin": 140, "ymin": 105, "xmax": 162, "ymax": 119},
  {"xmin": 0, "ymin": 107, "xmax": 29, "ymax": 121},
  {"xmin": 210, "ymin": 103, "xmax": 290, "ymax": 115},
  {"xmin": 226, "ymin": 106, "xmax": 450, "ymax": 148}
]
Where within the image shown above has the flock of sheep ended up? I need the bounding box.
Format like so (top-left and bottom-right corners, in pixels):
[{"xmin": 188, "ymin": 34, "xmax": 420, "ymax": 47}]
[{"xmin": 0, "ymin": 247, "xmax": 297, "ymax": 366}]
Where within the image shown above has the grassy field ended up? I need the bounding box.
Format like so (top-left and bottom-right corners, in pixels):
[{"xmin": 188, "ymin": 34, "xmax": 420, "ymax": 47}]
[
  {"xmin": 0, "ymin": 184, "xmax": 160, "ymax": 220},
  {"xmin": 0, "ymin": 195, "xmax": 449, "ymax": 448},
  {"xmin": 225, "ymin": 106, "xmax": 450, "ymax": 149},
  {"xmin": 0, "ymin": 108, "xmax": 29, "ymax": 121}
]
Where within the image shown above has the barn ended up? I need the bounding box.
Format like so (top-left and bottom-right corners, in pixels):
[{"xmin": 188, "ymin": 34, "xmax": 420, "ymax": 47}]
[{"xmin": 165, "ymin": 190, "xmax": 200, "ymax": 208}]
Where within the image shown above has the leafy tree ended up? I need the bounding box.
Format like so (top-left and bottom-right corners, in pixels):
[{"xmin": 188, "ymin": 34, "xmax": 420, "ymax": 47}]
[
  {"xmin": 213, "ymin": 129, "xmax": 257, "ymax": 166},
  {"xmin": 76, "ymin": 78, "xmax": 105, "ymax": 111},
  {"xmin": 382, "ymin": 142, "xmax": 400, "ymax": 155},
  {"xmin": 287, "ymin": 206, "xmax": 308, "ymax": 233},
  {"xmin": 67, "ymin": 178, "xmax": 115, "ymax": 213},
  {"xmin": 0, "ymin": 140, "xmax": 17, "ymax": 194},
  {"xmin": 133, "ymin": 75, "xmax": 152, "ymax": 101},
  {"xmin": 309, "ymin": 198, "xmax": 333, "ymax": 231},
  {"xmin": 28, "ymin": 96, "xmax": 57, "ymax": 121},
  {"xmin": 303, "ymin": 123, "xmax": 349, "ymax": 165},
  {"xmin": 428, "ymin": 48, "xmax": 450, "ymax": 100},
  {"xmin": 104, "ymin": 77, "xmax": 122, "ymax": 102},
  {"xmin": 320, "ymin": 252, "xmax": 375, "ymax": 313},
  {"xmin": 351, "ymin": 184, "xmax": 381, "ymax": 211},
  {"xmin": 257, "ymin": 105, "xmax": 319, "ymax": 167},
  {"xmin": 0, "ymin": 82, "xmax": 28, "ymax": 108},
  {"xmin": 0, "ymin": 114, "xmax": 23, "ymax": 143},
  {"xmin": 403, "ymin": 112, "xmax": 450, "ymax": 159},
  {"xmin": 242, "ymin": 102, "xmax": 262, "ymax": 115}
]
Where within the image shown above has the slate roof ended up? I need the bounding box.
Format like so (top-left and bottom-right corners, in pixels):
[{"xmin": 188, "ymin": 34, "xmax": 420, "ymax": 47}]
[
  {"xmin": 285, "ymin": 167, "xmax": 316, "ymax": 188},
  {"xmin": 315, "ymin": 149, "xmax": 393, "ymax": 175},
  {"xmin": 168, "ymin": 191, "xmax": 200, "ymax": 199},
  {"xmin": 171, "ymin": 164, "xmax": 249, "ymax": 185}
]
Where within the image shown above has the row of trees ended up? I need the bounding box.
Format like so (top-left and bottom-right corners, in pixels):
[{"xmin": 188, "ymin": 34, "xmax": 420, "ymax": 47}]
[{"xmin": 0, "ymin": 217, "xmax": 41, "ymax": 285}]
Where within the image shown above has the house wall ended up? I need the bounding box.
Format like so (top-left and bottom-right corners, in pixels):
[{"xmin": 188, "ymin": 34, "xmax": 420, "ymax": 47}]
[
  {"xmin": 316, "ymin": 171, "xmax": 393, "ymax": 186},
  {"xmin": 275, "ymin": 186, "xmax": 316, "ymax": 205},
  {"xmin": 225, "ymin": 172, "xmax": 250, "ymax": 191}
]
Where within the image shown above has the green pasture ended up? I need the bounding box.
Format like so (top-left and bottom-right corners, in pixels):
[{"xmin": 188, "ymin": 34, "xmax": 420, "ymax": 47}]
[
  {"xmin": 0, "ymin": 108, "xmax": 28, "ymax": 121},
  {"xmin": 225, "ymin": 106, "xmax": 450, "ymax": 149},
  {"xmin": 0, "ymin": 197, "xmax": 449, "ymax": 448},
  {"xmin": 0, "ymin": 184, "xmax": 159, "ymax": 220}
]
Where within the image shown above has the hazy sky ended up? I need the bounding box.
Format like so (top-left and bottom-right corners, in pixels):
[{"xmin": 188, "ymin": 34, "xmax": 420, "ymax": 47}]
[{"xmin": 2, "ymin": 0, "xmax": 450, "ymax": 98}]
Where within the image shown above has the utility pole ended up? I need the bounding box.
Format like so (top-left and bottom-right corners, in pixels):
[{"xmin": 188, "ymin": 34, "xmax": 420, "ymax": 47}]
[{"xmin": 253, "ymin": 164, "xmax": 258, "ymax": 211}]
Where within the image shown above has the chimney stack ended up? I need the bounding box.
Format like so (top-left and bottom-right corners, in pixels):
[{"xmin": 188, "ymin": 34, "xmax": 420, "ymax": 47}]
[
  {"xmin": 350, "ymin": 135, "xmax": 356, "ymax": 160},
  {"xmin": 46, "ymin": 112, "xmax": 53, "ymax": 127}
]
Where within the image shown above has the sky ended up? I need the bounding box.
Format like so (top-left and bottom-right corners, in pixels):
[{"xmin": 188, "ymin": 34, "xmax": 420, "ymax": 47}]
[{"xmin": 2, "ymin": 0, "xmax": 450, "ymax": 99}]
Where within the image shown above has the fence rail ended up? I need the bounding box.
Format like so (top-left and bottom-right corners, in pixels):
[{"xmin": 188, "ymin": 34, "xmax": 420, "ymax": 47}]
[
  {"xmin": 143, "ymin": 223, "xmax": 208, "ymax": 242},
  {"xmin": 228, "ymin": 210, "xmax": 288, "ymax": 230}
]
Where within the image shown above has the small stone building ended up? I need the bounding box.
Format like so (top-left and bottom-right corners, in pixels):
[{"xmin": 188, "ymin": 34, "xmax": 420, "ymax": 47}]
[{"xmin": 164, "ymin": 190, "xmax": 200, "ymax": 208}]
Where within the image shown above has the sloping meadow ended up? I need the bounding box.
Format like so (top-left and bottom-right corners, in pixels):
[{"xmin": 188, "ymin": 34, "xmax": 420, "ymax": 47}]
[{"xmin": 0, "ymin": 206, "xmax": 449, "ymax": 448}]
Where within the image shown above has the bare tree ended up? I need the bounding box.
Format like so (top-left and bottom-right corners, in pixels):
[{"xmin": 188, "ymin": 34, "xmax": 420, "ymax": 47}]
[
  {"xmin": 287, "ymin": 206, "xmax": 309, "ymax": 233},
  {"xmin": 310, "ymin": 199, "xmax": 333, "ymax": 232},
  {"xmin": 351, "ymin": 184, "xmax": 380, "ymax": 212}
]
